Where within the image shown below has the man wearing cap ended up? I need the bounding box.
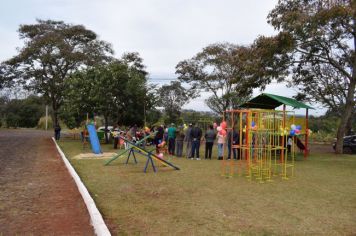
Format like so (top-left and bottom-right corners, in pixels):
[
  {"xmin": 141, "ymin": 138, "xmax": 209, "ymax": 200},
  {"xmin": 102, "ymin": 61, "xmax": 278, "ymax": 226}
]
[{"xmin": 167, "ymin": 123, "xmax": 177, "ymax": 155}]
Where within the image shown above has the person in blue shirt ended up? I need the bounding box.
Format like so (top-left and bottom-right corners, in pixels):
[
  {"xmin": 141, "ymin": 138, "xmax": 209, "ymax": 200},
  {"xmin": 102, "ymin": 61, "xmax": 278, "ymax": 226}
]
[{"xmin": 167, "ymin": 123, "xmax": 177, "ymax": 155}]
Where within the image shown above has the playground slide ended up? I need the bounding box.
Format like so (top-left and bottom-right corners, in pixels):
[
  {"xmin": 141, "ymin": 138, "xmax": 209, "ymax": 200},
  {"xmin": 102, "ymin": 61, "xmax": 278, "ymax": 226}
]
[
  {"xmin": 295, "ymin": 137, "xmax": 306, "ymax": 150},
  {"xmin": 87, "ymin": 124, "xmax": 102, "ymax": 154},
  {"xmin": 120, "ymin": 136, "xmax": 180, "ymax": 170}
]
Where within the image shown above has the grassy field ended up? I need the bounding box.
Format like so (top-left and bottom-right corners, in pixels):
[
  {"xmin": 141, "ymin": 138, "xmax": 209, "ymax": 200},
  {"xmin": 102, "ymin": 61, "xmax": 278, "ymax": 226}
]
[{"xmin": 58, "ymin": 140, "xmax": 356, "ymax": 235}]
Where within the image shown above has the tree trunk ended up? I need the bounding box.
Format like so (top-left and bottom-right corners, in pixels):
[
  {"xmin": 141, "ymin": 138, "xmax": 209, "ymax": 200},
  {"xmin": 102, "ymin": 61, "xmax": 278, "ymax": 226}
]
[
  {"xmin": 335, "ymin": 79, "xmax": 356, "ymax": 154},
  {"xmin": 336, "ymin": 14, "xmax": 356, "ymax": 154},
  {"xmin": 52, "ymin": 98, "xmax": 59, "ymax": 128},
  {"xmin": 335, "ymin": 74, "xmax": 356, "ymax": 154},
  {"xmin": 345, "ymin": 112, "xmax": 354, "ymax": 135},
  {"xmin": 117, "ymin": 110, "xmax": 122, "ymax": 127}
]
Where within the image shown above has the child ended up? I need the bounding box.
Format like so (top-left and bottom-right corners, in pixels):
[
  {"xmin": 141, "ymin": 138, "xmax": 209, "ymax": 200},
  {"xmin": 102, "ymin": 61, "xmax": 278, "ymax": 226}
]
[{"xmin": 287, "ymin": 135, "xmax": 293, "ymax": 154}]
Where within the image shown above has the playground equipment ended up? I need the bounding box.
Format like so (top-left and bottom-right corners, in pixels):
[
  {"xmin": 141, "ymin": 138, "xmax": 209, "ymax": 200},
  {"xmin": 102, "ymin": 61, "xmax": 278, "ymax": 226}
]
[
  {"xmin": 105, "ymin": 134, "xmax": 180, "ymax": 173},
  {"xmin": 87, "ymin": 124, "xmax": 102, "ymax": 154},
  {"xmin": 242, "ymin": 93, "xmax": 313, "ymax": 159},
  {"xmin": 220, "ymin": 93, "xmax": 313, "ymax": 183}
]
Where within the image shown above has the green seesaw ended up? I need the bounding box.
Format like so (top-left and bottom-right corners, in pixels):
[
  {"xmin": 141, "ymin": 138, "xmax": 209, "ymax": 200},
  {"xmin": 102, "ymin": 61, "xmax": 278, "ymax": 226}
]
[{"xmin": 105, "ymin": 132, "xmax": 180, "ymax": 172}]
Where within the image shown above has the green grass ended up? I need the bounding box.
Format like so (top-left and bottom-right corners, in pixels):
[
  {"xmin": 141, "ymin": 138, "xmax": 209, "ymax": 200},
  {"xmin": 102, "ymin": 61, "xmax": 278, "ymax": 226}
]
[{"xmin": 58, "ymin": 140, "xmax": 356, "ymax": 235}]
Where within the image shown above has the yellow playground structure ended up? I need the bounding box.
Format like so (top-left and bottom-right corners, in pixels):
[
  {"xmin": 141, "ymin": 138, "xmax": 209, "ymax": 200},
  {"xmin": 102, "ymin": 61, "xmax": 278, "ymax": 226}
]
[{"xmin": 221, "ymin": 93, "xmax": 313, "ymax": 183}]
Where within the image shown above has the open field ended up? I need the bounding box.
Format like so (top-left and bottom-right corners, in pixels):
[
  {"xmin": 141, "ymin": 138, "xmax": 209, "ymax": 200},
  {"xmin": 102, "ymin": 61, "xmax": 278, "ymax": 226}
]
[{"xmin": 59, "ymin": 140, "xmax": 356, "ymax": 235}]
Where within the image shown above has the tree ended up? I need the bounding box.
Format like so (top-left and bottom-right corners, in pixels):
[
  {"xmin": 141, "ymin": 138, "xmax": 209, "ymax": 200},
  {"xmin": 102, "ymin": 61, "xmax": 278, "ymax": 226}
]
[
  {"xmin": 293, "ymin": 63, "xmax": 356, "ymax": 135},
  {"xmin": 0, "ymin": 19, "xmax": 113, "ymax": 128},
  {"xmin": 0, "ymin": 95, "xmax": 9, "ymax": 127},
  {"xmin": 258, "ymin": 0, "xmax": 356, "ymax": 154},
  {"xmin": 157, "ymin": 81, "xmax": 195, "ymax": 124},
  {"xmin": 3, "ymin": 95, "xmax": 45, "ymax": 128},
  {"xmin": 176, "ymin": 43, "xmax": 256, "ymax": 114},
  {"xmin": 111, "ymin": 53, "xmax": 155, "ymax": 127},
  {"xmin": 61, "ymin": 53, "xmax": 156, "ymax": 136},
  {"xmin": 62, "ymin": 60, "xmax": 131, "ymax": 142}
]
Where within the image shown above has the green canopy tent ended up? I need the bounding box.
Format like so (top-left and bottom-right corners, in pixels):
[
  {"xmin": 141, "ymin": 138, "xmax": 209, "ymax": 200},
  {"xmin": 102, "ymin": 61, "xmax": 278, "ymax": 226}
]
[
  {"xmin": 241, "ymin": 93, "xmax": 314, "ymax": 110},
  {"xmin": 240, "ymin": 93, "xmax": 314, "ymax": 159}
]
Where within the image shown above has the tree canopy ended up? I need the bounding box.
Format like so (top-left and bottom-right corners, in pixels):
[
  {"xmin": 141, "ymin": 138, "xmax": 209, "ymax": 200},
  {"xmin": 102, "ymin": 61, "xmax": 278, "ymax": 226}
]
[
  {"xmin": 157, "ymin": 81, "xmax": 195, "ymax": 124},
  {"xmin": 176, "ymin": 43, "xmax": 255, "ymax": 114},
  {"xmin": 252, "ymin": 0, "xmax": 356, "ymax": 153},
  {"xmin": 61, "ymin": 54, "xmax": 157, "ymax": 132},
  {"xmin": 0, "ymin": 19, "xmax": 113, "ymax": 127}
]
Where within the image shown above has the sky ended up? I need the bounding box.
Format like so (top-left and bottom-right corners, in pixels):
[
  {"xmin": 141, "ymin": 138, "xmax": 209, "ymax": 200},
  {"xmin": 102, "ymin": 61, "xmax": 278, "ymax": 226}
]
[{"xmin": 0, "ymin": 0, "xmax": 326, "ymax": 116}]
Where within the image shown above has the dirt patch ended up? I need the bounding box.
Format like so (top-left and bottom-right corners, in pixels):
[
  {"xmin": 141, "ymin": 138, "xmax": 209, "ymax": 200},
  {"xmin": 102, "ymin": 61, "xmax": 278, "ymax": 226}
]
[
  {"xmin": 0, "ymin": 129, "xmax": 95, "ymax": 235},
  {"xmin": 72, "ymin": 152, "xmax": 117, "ymax": 160}
]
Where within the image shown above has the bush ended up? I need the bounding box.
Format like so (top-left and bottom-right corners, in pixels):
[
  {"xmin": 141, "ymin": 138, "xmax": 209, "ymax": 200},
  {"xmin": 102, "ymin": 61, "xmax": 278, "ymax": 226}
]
[
  {"xmin": 310, "ymin": 131, "xmax": 335, "ymax": 143},
  {"xmin": 3, "ymin": 95, "xmax": 45, "ymax": 128},
  {"xmin": 37, "ymin": 116, "xmax": 53, "ymax": 130},
  {"xmin": 6, "ymin": 113, "xmax": 20, "ymax": 128}
]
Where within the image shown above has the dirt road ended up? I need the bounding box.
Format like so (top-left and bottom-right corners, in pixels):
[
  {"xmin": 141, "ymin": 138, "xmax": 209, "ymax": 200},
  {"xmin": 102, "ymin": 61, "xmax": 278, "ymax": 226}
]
[{"xmin": 0, "ymin": 129, "xmax": 94, "ymax": 235}]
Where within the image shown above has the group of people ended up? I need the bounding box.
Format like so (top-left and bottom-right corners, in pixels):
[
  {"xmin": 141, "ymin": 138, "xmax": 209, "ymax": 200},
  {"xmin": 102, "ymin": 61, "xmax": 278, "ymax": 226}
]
[
  {"xmin": 80, "ymin": 122, "xmax": 242, "ymax": 160},
  {"xmin": 151, "ymin": 123, "xmax": 241, "ymax": 160}
]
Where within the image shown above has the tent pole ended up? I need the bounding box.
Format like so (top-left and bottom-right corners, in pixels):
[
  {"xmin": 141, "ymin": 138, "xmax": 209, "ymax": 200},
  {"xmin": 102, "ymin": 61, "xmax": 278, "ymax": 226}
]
[
  {"xmin": 305, "ymin": 108, "xmax": 309, "ymax": 159},
  {"xmin": 281, "ymin": 105, "xmax": 286, "ymax": 163}
]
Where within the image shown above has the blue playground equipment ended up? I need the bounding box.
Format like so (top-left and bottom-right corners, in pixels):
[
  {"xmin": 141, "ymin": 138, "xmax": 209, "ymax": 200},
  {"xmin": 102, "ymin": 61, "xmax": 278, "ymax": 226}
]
[{"xmin": 87, "ymin": 124, "xmax": 102, "ymax": 154}]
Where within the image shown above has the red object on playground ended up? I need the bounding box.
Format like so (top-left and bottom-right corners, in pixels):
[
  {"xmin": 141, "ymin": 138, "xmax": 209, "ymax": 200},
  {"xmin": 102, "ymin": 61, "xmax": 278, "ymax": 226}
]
[
  {"xmin": 221, "ymin": 121, "xmax": 227, "ymax": 129},
  {"xmin": 219, "ymin": 129, "xmax": 227, "ymax": 136}
]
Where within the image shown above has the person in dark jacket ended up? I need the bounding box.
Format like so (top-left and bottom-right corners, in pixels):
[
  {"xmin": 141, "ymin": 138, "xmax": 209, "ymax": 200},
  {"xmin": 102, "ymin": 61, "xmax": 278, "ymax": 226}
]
[
  {"xmin": 227, "ymin": 127, "xmax": 239, "ymax": 160},
  {"xmin": 204, "ymin": 125, "xmax": 216, "ymax": 159},
  {"xmin": 190, "ymin": 123, "xmax": 202, "ymax": 160},
  {"xmin": 54, "ymin": 124, "xmax": 61, "ymax": 141},
  {"xmin": 154, "ymin": 125, "xmax": 164, "ymax": 153}
]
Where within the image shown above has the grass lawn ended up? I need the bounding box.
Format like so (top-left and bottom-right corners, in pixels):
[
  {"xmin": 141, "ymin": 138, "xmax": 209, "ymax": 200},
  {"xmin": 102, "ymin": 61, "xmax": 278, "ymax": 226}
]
[{"xmin": 58, "ymin": 140, "xmax": 356, "ymax": 235}]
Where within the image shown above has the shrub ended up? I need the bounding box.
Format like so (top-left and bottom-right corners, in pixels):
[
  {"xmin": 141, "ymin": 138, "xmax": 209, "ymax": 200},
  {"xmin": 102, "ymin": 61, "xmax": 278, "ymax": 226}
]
[
  {"xmin": 6, "ymin": 113, "xmax": 20, "ymax": 128},
  {"xmin": 37, "ymin": 116, "xmax": 53, "ymax": 130}
]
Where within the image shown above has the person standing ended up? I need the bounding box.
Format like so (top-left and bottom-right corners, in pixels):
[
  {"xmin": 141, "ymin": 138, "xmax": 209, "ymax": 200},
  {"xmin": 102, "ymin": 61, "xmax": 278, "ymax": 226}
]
[
  {"xmin": 175, "ymin": 127, "xmax": 185, "ymax": 157},
  {"xmin": 217, "ymin": 129, "xmax": 226, "ymax": 160},
  {"xmin": 127, "ymin": 124, "xmax": 137, "ymax": 142},
  {"xmin": 190, "ymin": 123, "xmax": 202, "ymax": 160},
  {"xmin": 113, "ymin": 125, "xmax": 120, "ymax": 149},
  {"xmin": 204, "ymin": 125, "xmax": 216, "ymax": 160},
  {"xmin": 184, "ymin": 124, "xmax": 193, "ymax": 158},
  {"xmin": 287, "ymin": 135, "xmax": 293, "ymax": 154},
  {"xmin": 167, "ymin": 123, "xmax": 177, "ymax": 155},
  {"xmin": 227, "ymin": 127, "xmax": 239, "ymax": 160},
  {"xmin": 154, "ymin": 125, "xmax": 164, "ymax": 154},
  {"xmin": 54, "ymin": 124, "xmax": 61, "ymax": 141}
]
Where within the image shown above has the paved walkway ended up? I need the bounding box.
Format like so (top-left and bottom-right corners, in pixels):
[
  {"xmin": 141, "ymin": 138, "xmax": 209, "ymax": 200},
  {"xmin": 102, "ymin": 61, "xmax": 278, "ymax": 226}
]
[{"xmin": 0, "ymin": 129, "xmax": 94, "ymax": 235}]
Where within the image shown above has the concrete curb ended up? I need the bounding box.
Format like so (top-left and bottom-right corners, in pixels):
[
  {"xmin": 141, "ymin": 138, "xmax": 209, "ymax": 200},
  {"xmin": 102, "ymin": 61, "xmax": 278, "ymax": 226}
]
[{"xmin": 52, "ymin": 138, "xmax": 111, "ymax": 236}]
